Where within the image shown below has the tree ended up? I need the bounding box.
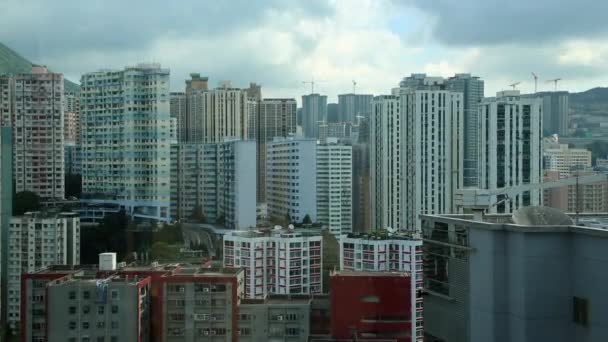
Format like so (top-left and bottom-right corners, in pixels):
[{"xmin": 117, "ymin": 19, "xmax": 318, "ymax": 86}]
[
  {"xmin": 150, "ymin": 241, "xmax": 172, "ymax": 260},
  {"xmin": 190, "ymin": 205, "xmax": 207, "ymax": 223},
  {"xmin": 216, "ymin": 214, "xmax": 225, "ymax": 225},
  {"xmin": 302, "ymin": 214, "xmax": 312, "ymax": 225},
  {"xmin": 13, "ymin": 191, "xmax": 41, "ymax": 216}
]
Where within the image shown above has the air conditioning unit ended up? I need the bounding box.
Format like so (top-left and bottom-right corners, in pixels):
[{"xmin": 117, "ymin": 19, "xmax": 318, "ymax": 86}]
[
  {"xmin": 210, "ymin": 316, "xmax": 216, "ymax": 321},
  {"xmin": 193, "ymin": 314, "xmax": 208, "ymax": 321},
  {"xmin": 203, "ymin": 330, "xmax": 209, "ymax": 336},
  {"xmin": 203, "ymin": 288, "xmax": 210, "ymax": 293},
  {"xmin": 277, "ymin": 315, "xmax": 284, "ymax": 321}
]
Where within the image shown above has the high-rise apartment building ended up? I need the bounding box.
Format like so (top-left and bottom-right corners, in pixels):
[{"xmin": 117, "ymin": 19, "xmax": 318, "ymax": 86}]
[
  {"xmin": 239, "ymin": 295, "xmax": 311, "ymax": 341},
  {"xmin": 64, "ymin": 142, "xmax": 82, "ymax": 176},
  {"xmin": 318, "ymin": 121, "xmax": 355, "ymax": 143},
  {"xmin": 223, "ymin": 228, "xmax": 323, "ymax": 298},
  {"xmin": 170, "ymin": 139, "xmax": 256, "ymax": 229},
  {"xmin": 543, "ymin": 142, "xmax": 592, "ymax": 178},
  {"xmin": 266, "ymin": 137, "xmax": 317, "ymax": 223},
  {"xmin": 256, "ymin": 99, "xmax": 297, "ymax": 203},
  {"xmin": 170, "ymin": 91, "xmax": 186, "ymax": 141},
  {"xmin": 337, "ymin": 93, "xmax": 373, "ymax": 122},
  {"xmin": 371, "ymin": 79, "xmax": 463, "ymax": 230},
  {"xmin": 7, "ymin": 211, "xmax": 80, "ymax": 332},
  {"xmin": 302, "ymin": 94, "xmax": 327, "ymax": 138},
  {"xmin": 538, "ymin": 91, "xmax": 569, "ymax": 136},
  {"xmin": 63, "ymin": 92, "xmax": 80, "ymax": 144},
  {"xmin": 446, "ymin": 74, "xmax": 484, "ymax": 187},
  {"xmin": 185, "ymin": 79, "xmax": 254, "ymax": 143},
  {"xmin": 0, "ymin": 126, "xmax": 12, "ymax": 326},
  {"xmin": 1, "ymin": 66, "xmax": 65, "ymax": 199},
  {"xmin": 478, "ymin": 91, "xmax": 543, "ymax": 213},
  {"xmin": 352, "ymin": 118, "xmax": 371, "ymax": 233},
  {"xmin": 80, "ymin": 64, "xmax": 171, "ymax": 222},
  {"xmin": 316, "ymin": 139, "xmax": 352, "ymax": 236},
  {"xmin": 339, "ymin": 231, "xmax": 423, "ymax": 341}
]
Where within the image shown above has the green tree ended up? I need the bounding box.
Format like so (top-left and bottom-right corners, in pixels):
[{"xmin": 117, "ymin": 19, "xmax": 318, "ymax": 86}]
[
  {"xmin": 190, "ymin": 205, "xmax": 207, "ymax": 223},
  {"xmin": 150, "ymin": 241, "xmax": 172, "ymax": 260},
  {"xmin": 216, "ymin": 214, "xmax": 226, "ymax": 225},
  {"xmin": 13, "ymin": 191, "xmax": 41, "ymax": 216},
  {"xmin": 302, "ymin": 214, "xmax": 312, "ymax": 225}
]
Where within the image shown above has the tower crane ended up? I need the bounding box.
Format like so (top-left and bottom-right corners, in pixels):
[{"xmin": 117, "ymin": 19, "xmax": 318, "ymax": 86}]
[
  {"xmin": 352, "ymin": 80, "xmax": 357, "ymax": 94},
  {"xmin": 302, "ymin": 79, "xmax": 326, "ymax": 94},
  {"xmin": 531, "ymin": 72, "xmax": 538, "ymax": 93},
  {"xmin": 546, "ymin": 78, "xmax": 562, "ymax": 91},
  {"xmin": 509, "ymin": 82, "xmax": 521, "ymax": 90}
]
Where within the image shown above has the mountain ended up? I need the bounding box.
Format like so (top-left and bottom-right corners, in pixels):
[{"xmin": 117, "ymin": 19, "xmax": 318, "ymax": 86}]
[
  {"xmin": 0, "ymin": 42, "xmax": 80, "ymax": 93},
  {"xmin": 569, "ymin": 87, "xmax": 608, "ymax": 115}
]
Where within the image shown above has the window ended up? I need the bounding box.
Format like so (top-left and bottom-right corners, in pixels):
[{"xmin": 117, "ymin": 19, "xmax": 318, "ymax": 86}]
[
  {"xmin": 110, "ymin": 290, "xmax": 119, "ymax": 300},
  {"xmin": 111, "ymin": 321, "xmax": 118, "ymax": 329},
  {"xmin": 573, "ymin": 297, "xmax": 589, "ymax": 326},
  {"xmin": 82, "ymin": 321, "xmax": 90, "ymax": 329},
  {"xmin": 69, "ymin": 291, "xmax": 76, "ymax": 300},
  {"xmin": 69, "ymin": 321, "xmax": 76, "ymax": 330},
  {"xmin": 111, "ymin": 305, "xmax": 118, "ymax": 314},
  {"xmin": 69, "ymin": 306, "xmax": 76, "ymax": 314},
  {"xmin": 98, "ymin": 306, "xmax": 105, "ymax": 315},
  {"xmin": 97, "ymin": 337, "xmax": 105, "ymax": 342},
  {"xmin": 97, "ymin": 321, "xmax": 105, "ymax": 329},
  {"xmin": 83, "ymin": 306, "xmax": 90, "ymax": 314},
  {"xmin": 83, "ymin": 291, "xmax": 91, "ymax": 300}
]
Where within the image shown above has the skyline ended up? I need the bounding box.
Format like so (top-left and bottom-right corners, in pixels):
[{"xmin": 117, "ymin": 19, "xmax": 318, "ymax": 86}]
[{"xmin": 3, "ymin": 0, "xmax": 608, "ymax": 101}]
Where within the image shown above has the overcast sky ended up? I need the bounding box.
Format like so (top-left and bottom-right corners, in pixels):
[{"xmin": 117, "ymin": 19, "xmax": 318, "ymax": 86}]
[{"xmin": 2, "ymin": 0, "xmax": 608, "ymax": 102}]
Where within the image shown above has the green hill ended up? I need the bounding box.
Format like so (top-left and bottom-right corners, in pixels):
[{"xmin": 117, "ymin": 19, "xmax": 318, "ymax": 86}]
[{"xmin": 0, "ymin": 42, "xmax": 80, "ymax": 93}]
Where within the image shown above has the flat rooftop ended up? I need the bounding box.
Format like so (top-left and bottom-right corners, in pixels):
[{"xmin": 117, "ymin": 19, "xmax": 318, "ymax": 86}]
[
  {"xmin": 331, "ymin": 270, "xmax": 411, "ymax": 278},
  {"xmin": 241, "ymin": 294, "xmax": 312, "ymax": 305},
  {"xmin": 166, "ymin": 266, "xmax": 242, "ymax": 277}
]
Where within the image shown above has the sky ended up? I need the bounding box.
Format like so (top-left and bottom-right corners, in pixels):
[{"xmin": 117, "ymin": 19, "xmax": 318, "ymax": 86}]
[{"xmin": 2, "ymin": 0, "xmax": 608, "ymax": 103}]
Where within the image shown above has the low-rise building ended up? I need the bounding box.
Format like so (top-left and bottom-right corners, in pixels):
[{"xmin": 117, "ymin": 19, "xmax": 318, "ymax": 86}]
[
  {"xmin": 543, "ymin": 142, "xmax": 592, "ymax": 177},
  {"xmin": 339, "ymin": 231, "xmax": 423, "ymax": 341},
  {"xmin": 46, "ymin": 274, "xmax": 151, "ymax": 342},
  {"xmin": 238, "ymin": 294, "xmax": 311, "ymax": 341},
  {"xmin": 223, "ymin": 228, "xmax": 323, "ymax": 298}
]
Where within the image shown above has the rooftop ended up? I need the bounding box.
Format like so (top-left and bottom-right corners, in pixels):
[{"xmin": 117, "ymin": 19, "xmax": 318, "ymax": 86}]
[
  {"xmin": 49, "ymin": 274, "xmax": 149, "ymax": 287},
  {"xmin": 345, "ymin": 229, "xmax": 422, "ymax": 241},
  {"xmin": 226, "ymin": 227, "xmax": 323, "ymax": 239},
  {"xmin": 241, "ymin": 294, "xmax": 312, "ymax": 305},
  {"xmin": 165, "ymin": 266, "xmax": 242, "ymax": 277},
  {"xmin": 331, "ymin": 270, "xmax": 411, "ymax": 278}
]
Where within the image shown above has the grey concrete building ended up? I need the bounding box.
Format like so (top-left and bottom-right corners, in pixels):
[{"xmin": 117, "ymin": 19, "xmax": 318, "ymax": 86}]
[
  {"xmin": 337, "ymin": 93, "xmax": 373, "ymax": 123},
  {"xmin": 238, "ymin": 294, "xmax": 311, "ymax": 341},
  {"xmin": 421, "ymin": 211, "xmax": 608, "ymax": 342},
  {"xmin": 538, "ymin": 91, "xmax": 569, "ymax": 136},
  {"xmin": 446, "ymin": 74, "xmax": 484, "ymax": 187},
  {"xmin": 46, "ymin": 274, "xmax": 151, "ymax": 342},
  {"xmin": 302, "ymin": 94, "xmax": 327, "ymax": 138}
]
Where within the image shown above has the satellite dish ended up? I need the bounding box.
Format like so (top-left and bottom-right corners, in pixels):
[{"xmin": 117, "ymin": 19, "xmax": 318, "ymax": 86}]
[
  {"xmin": 274, "ymin": 225, "xmax": 282, "ymax": 230},
  {"xmin": 288, "ymin": 224, "xmax": 294, "ymax": 230},
  {"xmin": 386, "ymin": 227, "xmax": 395, "ymax": 234},
  {"xmin": 512, "ymin": 206, "xmax": 573, "ymax": 226}
]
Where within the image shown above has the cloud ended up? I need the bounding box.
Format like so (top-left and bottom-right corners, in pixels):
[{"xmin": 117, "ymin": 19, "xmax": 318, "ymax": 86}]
[{"xmin": 404, "ymin": 0, "xmax": 608, "ymax": 46}]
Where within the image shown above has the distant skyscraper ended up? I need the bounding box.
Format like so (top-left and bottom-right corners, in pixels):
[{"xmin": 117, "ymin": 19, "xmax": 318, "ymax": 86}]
[
  {"xmin": 371, "ymin": 79, "xmax": 463, "ymax": 230},
  {"xmin": 318, "ymin": 122, "xmax": 354, "ymax": 143},
  {"xmin": 169, "ymin": 91, "xmax": 186, "ymax": 141},
  {"xmin": 538, "ymin": 91, "xmax": 569, "ymax": 136},
  {"xmin": 256, "ymin": 99, "xmax": 297, "ymax": 203},
  {"xmin": 352, "ymin": 118, "xmax": 371, "ymax": 233},
  {"xmin": 64, "ymin": 142, "xmax": 81, "ymax": 176},
  {"xmin": 302, "ymin": 94, "xmax": 327, "ymax": 138},
  {"xmin": 63, "ymin": 92, "xmax": 80, "ymax": 144},
  {"xmin": 80, "ymin": 63, "xmax": 171, "ymax": 222},
  {"xmin": 317, "ymin": 139, "xmax": 352, "ymax": 236},
  {"xmin": 170, "ymin": 139, "xmax": 256, "ymax": 229},
  {"xmin": 1, "ymin": 66, "xmax": 65, "ymax": 199},
  {"xmin": 337, "ymin": 94, "xmax": 373, "ymax": 122},
  {"xmin": 478, "ymin": 91, "xmax": 543, "ymax": 213},
  {"xmin": 446, "ymin": 74, "xmax": 484, "ymax": 187},
  {"xmin": 327, "ymin": 103, "xmax": 338, "ymax": 123},
  {"xmin": 266, "ymin": 137, "xmax": 317, "ymax": 223},
  {"xmin": 186, "ymin": 80, "xmax": 254, "ymax": 143}
]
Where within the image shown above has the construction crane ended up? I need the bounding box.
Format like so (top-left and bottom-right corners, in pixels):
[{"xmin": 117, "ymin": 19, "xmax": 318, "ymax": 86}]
[
  {"xmin": 531, "ymin": 72, "xmax": 538, "ymax": 93},
  {"xmin": 454, "ymin": 173, "xmax": 608, "ymax": 223},
  {"xmin": 352, "ymin": 80, "xmax": 357, "ymax": 94},
  {"xmin": 546, "ymin": 78, "xmax": 562, "ymax": 91},
  {"xmin": 302, "ymin": 79, "xmax": 326, "ymax": 94},
  {"xmin": 509, "ymin": 82, "xmax": 521, "ymax": 90}
]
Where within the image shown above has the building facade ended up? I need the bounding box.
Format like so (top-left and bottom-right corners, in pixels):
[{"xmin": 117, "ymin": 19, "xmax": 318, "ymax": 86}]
[
  {"xmin": 266, "ymin": 137, "xmax": 317, "ymax": 223},
  {"xmin": 539, "ymin": 91, "xmax": 569, "ymax": 136},
  {"xmin": 170, "ymin": 139, "xmax": 256, "ymax": 229},
  {"xmin": 238, "ymin": 295, "xmax": 311, "ymax": 341},
  {"xmin": 223, "ymin": 229, "xmax": 323, "ymax": 298},
  {"xmin": 170, "ymin": 91, "xmax": 187, "ymax": 142},
  {"xmin": 316, "ymin": 140, "xmax": 352, "ymax": 236},
  {"xmin": 337, "ymin": 93, "xmax": 373, "ymax": 122},
  {"xmin": 479, "ymin": 91, "xmax": 543, "ymax": 213},
  {"xmin": 371, "ymin": 80, "xmax": 464, "ymax": 230},
  {"xmin": 64, "ymin": 142, "xmax": 82, "ymax": 176},
  {"xmin": 445, "ymin": 74, "xmax": 484, "ymax": 187},
  {"xmin": 0, "ymin": 126, "xmax": 12, "ymax": 326},
  {"xmin": 422, "ymin": 212, "xmax": 608, "ymax": 342},
  {"xmin": 64, "ymin": 92, "xmax": 80, "ymax": 144},
  {"xmin": 8, "ymin": 211, "xmax": 80, "ymax": 331},
  {"xmin": 1, "ymin": 66, "xmax": 65, "ymax": 199},
  {"xmin": 46, "ymin": 274, "xmax": 151, "ymax": 342},
  {"xmin": 339, "ymin": 231, "xmax": 424, "ymax": 341},
  {"xmin": 80, "ymin": 64, "xmax": 171, "ymax": 222},
  {"xmin": 544, "ymin": 170, "xmax": 608, "ymax": 213},
  {"xmin": 302, "ymin": 94, "xmax": 327, "ymax": 139},
  {"xmin": 543, "ymin": 142, "xmax": 592, "ymax": 178},
  {"xmin": 330, "ymin": 270, "xmax": 419, "ymax": 342},
  {"xmin": 256, "ymin": 99, "xmax": 297, "ymax": 203}
]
